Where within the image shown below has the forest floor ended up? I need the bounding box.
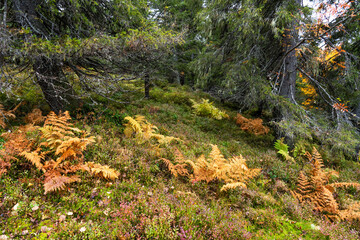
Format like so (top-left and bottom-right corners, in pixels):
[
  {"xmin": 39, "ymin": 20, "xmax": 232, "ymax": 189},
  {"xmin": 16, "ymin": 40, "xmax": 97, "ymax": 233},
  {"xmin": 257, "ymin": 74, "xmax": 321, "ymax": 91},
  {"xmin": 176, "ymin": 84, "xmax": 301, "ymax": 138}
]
[{"xmin": 1, "ymin": 82, "xmax": 360, "ymax": 239}]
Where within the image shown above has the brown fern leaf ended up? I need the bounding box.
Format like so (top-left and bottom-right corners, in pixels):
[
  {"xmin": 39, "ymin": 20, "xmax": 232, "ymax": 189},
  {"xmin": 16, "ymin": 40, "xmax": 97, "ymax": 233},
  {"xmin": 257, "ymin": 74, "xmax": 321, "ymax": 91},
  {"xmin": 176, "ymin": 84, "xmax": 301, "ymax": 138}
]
[
  {"xmin": 0, "ymin": 103, "xmax": 22, "ymax": 128},
  {"xmin": 234, "ymin": 114, "xmax": 269, "ymax": 135},
  {"xmin": 86, "ymin": 162, "xmax": 119, "ymax": 180},
  {"xmin": 0, "ymin": 157, "xmax": 11, "ymax": 177},
  {"xmin": 43, "ymin": 111, "xmax": 77, "ymax": 136},
  {"xmin": 160, "ymin": 158, "xmax": 189, "ymax": 177},
  {"xmin": 0, "ymin": 124, "xmax": 34, "ymax": 161},
  {"xmin": 339, "ymin": 202, "xmax": 360, "ymax": 222},
  {"xmin": 25, "ymin": 108, "xmax": 44, "ymax": 125},
  {"xmin": 20, "ymin": 150, "xmax": 44, "ymax": 170},
  {"xmin": 292, "ymin": 148, "xmax": 360, "ymax": 221},
  {"xmin": 44, "ymin": 173, "xmax": 81, "ymax": 194},
  {"xmin": 226, "ymin": 155, "xmax": 261, "ymax": 184}
]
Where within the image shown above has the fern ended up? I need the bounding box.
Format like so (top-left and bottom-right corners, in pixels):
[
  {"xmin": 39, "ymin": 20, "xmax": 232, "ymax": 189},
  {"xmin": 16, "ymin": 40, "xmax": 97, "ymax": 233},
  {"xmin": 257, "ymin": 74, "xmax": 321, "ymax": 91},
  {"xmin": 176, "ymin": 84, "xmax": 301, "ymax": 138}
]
[
  {"xmin": 234, "ymin": 114, "xmax": 269, "ymax": 135},
  {"xmin": 274, "ymin": 138, "xmax": 295, "ymax": 162},
  {"xmin": 0, "ymin": 103, "xmax": 21, "ymax": 129},
  {"xmin": 86, "ymin": 162, "xmax": 119, "ymax": 180},
  {"xmin": 25, "ymin": 108, "xmax": 44, "ymax": 125},
  {"xmin": 44, "ymin": 173, "xmax": 81, "ymax": 194},
  {"xmin": 291, "ymin": 148, "xmax": 360, "ymax": 221},
  {"xmin": 160, "ymin": 148, "xmax": 190, "ymax": 177},
  {"xmin": 190, "ymin": 99, "xmax": 229, "ymax": 120},
  {"xmin": 3, "ymin": 110, "xmax": 119, "ymax": 193},
  {"xmin": 20, "ymin": 150, "xmax": 44, "ymax": 170},
  {"xmin": 123, "ymin": 115, "xmax": 181, "ymax": 147},
  {"xmin": 164, "ymin": 145, "xmax": 261, "ymax": 191}
]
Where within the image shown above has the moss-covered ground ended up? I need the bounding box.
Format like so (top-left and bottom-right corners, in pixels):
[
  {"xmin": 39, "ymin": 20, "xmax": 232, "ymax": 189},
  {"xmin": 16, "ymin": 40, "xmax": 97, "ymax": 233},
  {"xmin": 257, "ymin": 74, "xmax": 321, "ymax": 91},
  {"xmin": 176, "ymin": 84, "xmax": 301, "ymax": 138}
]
[{"xmin": 1, "ymin": 83, "xmax": 360, "ymax": 239}]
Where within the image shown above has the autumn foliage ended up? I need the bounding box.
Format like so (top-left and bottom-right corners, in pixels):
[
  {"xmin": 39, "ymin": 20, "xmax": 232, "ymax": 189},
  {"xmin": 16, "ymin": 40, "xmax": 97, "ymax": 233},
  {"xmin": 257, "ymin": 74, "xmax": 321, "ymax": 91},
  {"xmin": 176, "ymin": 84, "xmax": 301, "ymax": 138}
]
[
  {"xmin": 291, "ymin": 148, "xmax": 360, "ymax": 221},
  {"xmin": 235, "ymin": 114, "xmax": 269, "ymax": 135},
  {"xmin": 161, "ymin": 145, "xmax": 261, "ymax": 192},
  {"xmin": 0, "ymin": 110, "xmax": 119, "ymax": 194}
]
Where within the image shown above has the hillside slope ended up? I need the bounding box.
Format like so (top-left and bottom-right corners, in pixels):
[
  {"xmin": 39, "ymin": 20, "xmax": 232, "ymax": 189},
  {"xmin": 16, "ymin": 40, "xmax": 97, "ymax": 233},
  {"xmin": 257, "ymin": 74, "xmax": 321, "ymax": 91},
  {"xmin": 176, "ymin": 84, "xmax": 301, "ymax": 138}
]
[{"xmin": 1, "ymin": 85, "xmax": 360, "ymax": 239}]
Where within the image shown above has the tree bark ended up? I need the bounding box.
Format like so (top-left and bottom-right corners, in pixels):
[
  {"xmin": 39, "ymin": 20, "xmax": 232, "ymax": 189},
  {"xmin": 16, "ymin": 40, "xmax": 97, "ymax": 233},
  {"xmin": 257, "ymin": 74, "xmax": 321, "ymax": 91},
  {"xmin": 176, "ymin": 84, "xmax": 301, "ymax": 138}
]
[
  {"xmin": 33, "ymin": 57, "xmax": 74, "ymax": 114},
  {"xmin": 279, "ymin": 0, "xmax": 302, "ymax": 102},
  {"xmin": 144, "ymin": 72, "xmax": 150, "ymax": 99},
  {"xmin": 14, "ymin": 0, "xmax": 75, "ymax": 113}
]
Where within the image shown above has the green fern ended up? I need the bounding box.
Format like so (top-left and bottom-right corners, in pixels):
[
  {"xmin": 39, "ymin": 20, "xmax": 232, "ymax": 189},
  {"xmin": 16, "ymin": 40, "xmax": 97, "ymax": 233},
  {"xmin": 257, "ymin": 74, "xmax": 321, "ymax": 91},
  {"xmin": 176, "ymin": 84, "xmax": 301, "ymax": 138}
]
[
  {"xmin": 274, "ymin": 138, "xmax": 295, "ymax": 162},
  {"xmin": 190, "ymin": 99, "xmax": 229, "ymax": 120}
]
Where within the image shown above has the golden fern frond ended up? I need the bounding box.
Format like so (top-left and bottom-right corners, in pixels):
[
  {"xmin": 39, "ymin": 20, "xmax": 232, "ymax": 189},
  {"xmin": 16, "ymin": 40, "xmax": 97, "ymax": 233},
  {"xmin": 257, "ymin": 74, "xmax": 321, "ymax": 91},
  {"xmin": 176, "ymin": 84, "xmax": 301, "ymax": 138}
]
[
  {"xmin": 44, "ymin": 174, "xmax": 81, "ymax": 194},
  {"xmin": 124, "ymin": 116, "xmax": 143, "ymax": 138},
  {"xmin": 86, "ymin": 162, "xmax": 119, "ymax": 180},
  {"xmin": 152, "ymin": 134, "xmax": 181, "ymax": 146},
  {"xmin": 20, "ymin": 150, "xmax": 44, "ymax": 170},
  {"xmin": 224, "ymin": 155, "xmax": 261, "ymax": 186},
  {"xmin": 55, "ymin": 136, "xmax": 95, "ymax": 161},
  {"xmin": 174, "ymin": 148, "xmax": 186, "ymax": 163},
  {"xmin": 220, "ymin": 182, "xmax": 247, "ymax": 192},
  {"xmin": 339, "ymin": 201, "xmax": 360, "ymax": 222},
  {"xmin": 142, "ymin": 122, "xmax": 158, "ymax": 140},
  {"xmin": 294, "ymin": 171, "xmax": 313, "ymax": 195},
  {"xmin": 191, "ymin": 154, "xmax": 216, "ymax": 182}
]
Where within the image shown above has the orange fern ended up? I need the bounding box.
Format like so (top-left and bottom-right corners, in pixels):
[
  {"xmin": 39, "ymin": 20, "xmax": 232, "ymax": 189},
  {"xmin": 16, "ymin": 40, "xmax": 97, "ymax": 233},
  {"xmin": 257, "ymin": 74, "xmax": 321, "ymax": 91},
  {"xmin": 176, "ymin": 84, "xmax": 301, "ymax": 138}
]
[
  {"xmin": 164, "ymin": 145, "xmax": 261, "ymax": 191},
  {"xmin": 291, "ymin": 148, "xmax": 360, "ymax": 221},
  {"xmin": 234, "ymin": 114, "xmax": 269, "ymax": 135},
  {"xmin": 2, "ymin": 110, "xmax": 119, "ymax": 193},
  {"xmin": 0, "ymin": 103, "xmax": 22, "ymax": 129}
]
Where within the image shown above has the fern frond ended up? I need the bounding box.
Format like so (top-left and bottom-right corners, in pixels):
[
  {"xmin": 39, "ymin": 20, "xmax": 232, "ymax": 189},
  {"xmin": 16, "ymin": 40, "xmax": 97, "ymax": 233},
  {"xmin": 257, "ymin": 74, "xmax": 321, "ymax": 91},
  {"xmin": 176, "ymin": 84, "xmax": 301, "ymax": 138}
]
[
  {"xmin": 292, "ymin": 147, "xmax": 360, "ymax": 221},
  {"xmin": 185, "ymin": 145, "xmax": 261, "ymax": 190},
  {"xmin": 160, "ymin": 158, "xmax": 189, "ymax": 177},
  {"xmin": 274, "ymin": 138, "xmax": 295, "ymax": 162},
  {"xmin": 220, "ymin": 182, "xmax": 247, "ymax": 192},
  {"xmin": 55, "ymin": 136, "xmax": 95, "ymax": 161},
  {"xmin": 0, "ymin": 157, "xmax": 11, "ymax": 177},
  {"xmin": 0, "ymin": 104, "xmax": 18, "ymax": 128},
  {"xmin": 44, "ymin": 174, "xmax": 81, "ymax": 194},
  {"xmin": 152, "ymin": 134, "xmax": 181, "ymax": 146},
  {"xmin": 25, "ymin": 108, "xmax": 44, "ymax": 125},
  {"xmin": 191, "ymin": 99, "xmax": 229, "ymax": 120},
  {"xmin": 20, "ymin": 150, "xmax": 44, "ymax": 170},
  {"xmin": 86, "ymin": 162, "xmax": 119, "ymax": 180},
  {"xmin": 124, "ymin": 116, "xmax": 143, "ymax": 138},
  {"xmin": 235, "ymin": 114, "xmax": 269, "ymax": 135}
]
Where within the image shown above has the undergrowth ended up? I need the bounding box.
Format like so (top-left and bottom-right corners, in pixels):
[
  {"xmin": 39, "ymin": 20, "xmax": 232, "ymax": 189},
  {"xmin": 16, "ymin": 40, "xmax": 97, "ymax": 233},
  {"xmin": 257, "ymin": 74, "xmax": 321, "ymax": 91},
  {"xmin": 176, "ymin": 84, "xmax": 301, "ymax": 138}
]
[{"xmin": 0, "ymin": 84, "xmax": 360, "ymax": 239}]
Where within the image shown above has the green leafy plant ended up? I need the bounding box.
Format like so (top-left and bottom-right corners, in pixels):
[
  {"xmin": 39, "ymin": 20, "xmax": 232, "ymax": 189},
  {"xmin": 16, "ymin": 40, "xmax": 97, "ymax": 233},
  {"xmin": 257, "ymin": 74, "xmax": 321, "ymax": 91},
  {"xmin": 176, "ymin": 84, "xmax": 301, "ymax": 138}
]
[
  {"xmin": 274, "ymin": 138, "xmax": 295, "ymax": 162},
  {"xmin": 190, "ymin": 99, "xmax": 229, "ymax": 120}
]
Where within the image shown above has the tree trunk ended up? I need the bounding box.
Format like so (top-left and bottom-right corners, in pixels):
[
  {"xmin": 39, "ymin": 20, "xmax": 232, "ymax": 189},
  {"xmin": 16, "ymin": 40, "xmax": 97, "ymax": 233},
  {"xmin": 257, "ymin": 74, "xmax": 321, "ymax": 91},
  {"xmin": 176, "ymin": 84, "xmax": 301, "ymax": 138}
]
[
  {"xmin": 144, "ymin": 72, "xmax": 150, "ymax": 99},
  {"xmin": 279, "ymin": 29, "xmax": 297, "ymax": 102},
  {"xmin": 33, "ymin": 57, "xmax": 74, "ymax": 114},
  {"xmin": 14, "ymin": 0, "xmax": 75, "ymax": 113},
  {"xmin": 279, "ymin": 0, "xmax": 302, "ymax": 102}
]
